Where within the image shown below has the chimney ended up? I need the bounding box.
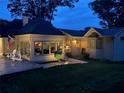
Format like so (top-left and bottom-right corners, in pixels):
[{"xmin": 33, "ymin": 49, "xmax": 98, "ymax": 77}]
[{"xmin": 22, "ymin": 16, "xmax": 29, "ymax": 26}]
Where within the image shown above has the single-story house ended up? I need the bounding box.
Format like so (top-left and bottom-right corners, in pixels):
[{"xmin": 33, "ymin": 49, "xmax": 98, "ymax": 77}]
[
  {"xmin": 83, "ymin": 27, "xmax": 124, "ymax": 61},
  {"xmin": 0, "ymin": 18, "xmax": 124, "ymax": 62}
]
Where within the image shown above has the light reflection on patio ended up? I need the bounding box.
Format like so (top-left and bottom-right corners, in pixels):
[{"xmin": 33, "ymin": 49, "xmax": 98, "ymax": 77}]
[{"xmin": 0, "ymin": 59, "xmax": 42, "ymax": 76}]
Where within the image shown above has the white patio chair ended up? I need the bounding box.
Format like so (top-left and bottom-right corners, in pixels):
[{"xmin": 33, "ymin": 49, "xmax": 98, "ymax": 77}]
[
  {"xmin": 16, "ymin": 51, "xmax": 22, "ymax": 61},
  {"xmin": 11, "ymin": 49, "xmax": 22, "ymax": 62}
]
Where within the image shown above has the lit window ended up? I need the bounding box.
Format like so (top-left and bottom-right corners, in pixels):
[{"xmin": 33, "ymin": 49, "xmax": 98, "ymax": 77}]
[
  {"xmin": 51, "ymin": 43, "xmax": 57, "ymax": 53},
  {"xmin": 34, "ymin": 41, "xmax": 63, "ymax": 55},
  {"xmin": 89, "ymin": 39, "xmax": 96, "ymax": 49},
  {"xmin": 34, "ymin": 42, "xmax": 42, "ymax": 55},
  {"xmin": 43, "ymin": 42, "xmax": 49, "ymax": 54}
]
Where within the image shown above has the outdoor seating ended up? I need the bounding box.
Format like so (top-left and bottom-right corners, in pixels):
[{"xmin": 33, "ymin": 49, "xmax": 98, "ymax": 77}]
[{"xmin": 10, "ymin": 49, "xmax": 22, "ymax": 62}]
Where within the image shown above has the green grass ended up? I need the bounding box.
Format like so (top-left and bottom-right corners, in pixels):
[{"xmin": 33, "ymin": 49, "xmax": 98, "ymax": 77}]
[{"xmin": 1, "ymin": 60, "xmax": 124, "ymax": 93}]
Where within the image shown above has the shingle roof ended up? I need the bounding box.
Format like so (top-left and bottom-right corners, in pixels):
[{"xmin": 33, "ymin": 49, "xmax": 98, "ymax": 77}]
[
  {"xmin": 16, "ymin": 19, "xmax": 64, "ymax": 36},
  {"xmin": 89, "ymin": 27, "xmax": 124, "ymax": 36},
  {"xmin": 0, "ymin": 19, "xmax": 22, "ymax": 37},
  {"xmin": 100, "ymin": 28, "xmax": 124, "ymax": 36},
  {"xmin": 60, "ymin": 29, "xmax": 86, "ymax": 37}
]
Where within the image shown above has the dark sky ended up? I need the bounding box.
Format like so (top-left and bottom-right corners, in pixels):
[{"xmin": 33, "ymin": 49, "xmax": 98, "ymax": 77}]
[{"xmin": 0, "ymin": 0, "xmax": 101, "ymax": 30}]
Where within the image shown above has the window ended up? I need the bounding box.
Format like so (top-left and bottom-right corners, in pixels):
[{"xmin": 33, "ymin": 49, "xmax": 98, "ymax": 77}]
[
  {"xmin": 34, "ymin": 41, "xmax": 63, "ymax": 55},
  {"xmin": 51, "ymin": 43, "xmax": 57, "ymax": 53},
  {"xmin": 57, "ymin": 42, "xmax": 63, "ymax": 54},
  {"xmin": 43, "ymin": 42, "xmax": 49, "ymax": 54},
  {"xmin": 88, "ymin": 38, "xmax": 102, "ymax": 49},
  {"xmin": 89, "ymin": 39, "xmax": 96, "ymax": 49},
  {"xmin": 34, "ymin": 42, "xmax": 42, "ymax": 55}
]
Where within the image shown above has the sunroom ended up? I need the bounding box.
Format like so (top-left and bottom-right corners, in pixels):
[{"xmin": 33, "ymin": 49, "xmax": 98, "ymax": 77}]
[{"xmin": 15, "ymin": 19, "xmax": 65, "ymax": 62}]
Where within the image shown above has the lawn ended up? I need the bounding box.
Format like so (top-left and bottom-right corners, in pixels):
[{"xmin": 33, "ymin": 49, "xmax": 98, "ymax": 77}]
[{"xmin": 0, "ymin": 60, "xmax": 124, "ymax": 93}]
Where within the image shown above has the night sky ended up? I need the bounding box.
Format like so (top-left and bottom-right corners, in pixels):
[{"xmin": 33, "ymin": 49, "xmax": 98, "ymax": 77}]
[{"xmin": 0, "ymin": 0, "xmax": 100, "ymax": 30}]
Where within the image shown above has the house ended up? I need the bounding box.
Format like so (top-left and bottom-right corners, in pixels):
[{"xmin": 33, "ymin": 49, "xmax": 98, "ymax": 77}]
[
  {"xmin": 83, "ymin": 27, "xmax": 124, "ymax": 61},
  {"xmin": 0, "ymin": 19, "xmax": 65, "ymax": 62},
  {"xmin": 15, "ymin": 19, "xmax": 65, "ymax": 61},
  {"xmin": 0, "ymin": 18, "xmax": 124, "ymax": 62}
]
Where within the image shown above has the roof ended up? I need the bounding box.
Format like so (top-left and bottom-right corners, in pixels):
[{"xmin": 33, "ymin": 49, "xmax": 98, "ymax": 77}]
[
  {"xmin": 100, "ymin": 28, "xmax": 124, "ymax": 36},
  {"xmin": 0, "ymin": 19, "xmax": 22, "ymax": 37},
  {"xmin": 16, "ymin": 19, "xmax": 64, "ymax": 36},
  {"xmin": 60, "ymin": 29, "xmax": 86, "ymax": 37},
  {"xmin": 88, "ymin": 27, "xmax": 124, "ymax": 36}
]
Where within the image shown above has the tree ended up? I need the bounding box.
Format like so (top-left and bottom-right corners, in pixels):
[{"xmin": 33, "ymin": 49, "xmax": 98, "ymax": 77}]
[
  {"xmin": 7, "ymin": 0, "xmax": 79, "ymax": 21},
  {"xmin": 89, "ymin": 0, "xmax": 124, "ymax": 28}
]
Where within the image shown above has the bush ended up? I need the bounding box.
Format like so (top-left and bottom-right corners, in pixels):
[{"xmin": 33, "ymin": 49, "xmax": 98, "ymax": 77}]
[{"xmin": 82, "ymin": 52, "xmax": 89, "ymax": 59}]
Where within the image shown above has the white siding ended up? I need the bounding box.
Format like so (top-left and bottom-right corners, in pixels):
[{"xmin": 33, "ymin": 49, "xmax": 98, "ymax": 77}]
[
  {"xmin": 103, "ymin": 37, "xmax": 113, "ymax": 60},
  {"xmin": 86, "ymin": 38, "xmax": 103, "ymax": 59},
  {"xmin": 113, "ymin": 32, "xmax": 124, "ymax": 61}
]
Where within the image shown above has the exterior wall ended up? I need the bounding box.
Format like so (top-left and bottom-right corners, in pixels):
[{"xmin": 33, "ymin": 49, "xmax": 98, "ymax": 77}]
[
  {"xmin": 71, "ymin": 39, "xmax": 82, "ymax": 57},
  {"xmin": 102, "ymin": 37, "xmax": 113, "ymax": 60},
  {"xmin": 113, "ymin": 31, "xmax": 124, "ymax": 61},
  {"xmin": 31, "ymin": 34, "xmax": 65, "ymax": 62},
  {"xmin": 65, "ymin": 37, "xmax": 82, "ymax": 57},
  {"xmin": 84, "ymin": 37, "xmax": 113, "ymax": 60},
  {"xmin": 81, "ymin": 37, "xmax": 88, "ymax": 48},
  {"xmin": 86, "ymin": 38, "xmax": 103, "ymax": 59}
]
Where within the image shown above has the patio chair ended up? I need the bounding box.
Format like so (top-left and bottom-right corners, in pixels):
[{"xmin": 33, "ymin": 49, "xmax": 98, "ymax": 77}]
[
  {"xmin": 11, "ymin": 49, "xmax": 22, "ymax": 62},
  {"xmin": 6, "ymin": 53, "xmax": 12, "ymax": 59}
]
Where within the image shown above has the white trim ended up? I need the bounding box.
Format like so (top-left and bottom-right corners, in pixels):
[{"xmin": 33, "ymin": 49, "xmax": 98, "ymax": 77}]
[{"xmin": 84, "ymin": 28, "xmax": 102, "ymax": 37}]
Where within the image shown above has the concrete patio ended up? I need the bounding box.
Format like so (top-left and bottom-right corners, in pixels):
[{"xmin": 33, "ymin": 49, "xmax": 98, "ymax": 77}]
[
  {"xmin": 0, "ymin": 59, "xmax": 42, "ymax": 76},
  {"xmin": 0, "ymin": 58, "xmax": 88, "ymax": 76}
]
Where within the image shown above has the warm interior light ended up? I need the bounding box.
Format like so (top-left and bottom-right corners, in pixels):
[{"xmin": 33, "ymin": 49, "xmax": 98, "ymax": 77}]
[
  {"xmin": 72, "ymin": 40, "xmax": 77, "ymax": 44},
  {"xmin": 65, "ymin": 46, "xmax": 69, "ymax": 49},
  {"xmin": 0, "ymin": 38, "xmax": 3, "ymax": 55}
]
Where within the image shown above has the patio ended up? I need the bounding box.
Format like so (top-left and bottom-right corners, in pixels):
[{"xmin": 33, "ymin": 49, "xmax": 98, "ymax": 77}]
[
  {"xmin": 0, "ymin": 59, "xmax": 42, "ymax": 76},
  {"xmin": 0, "ymin": 58, "xmax": 88, "ymax": 76}
]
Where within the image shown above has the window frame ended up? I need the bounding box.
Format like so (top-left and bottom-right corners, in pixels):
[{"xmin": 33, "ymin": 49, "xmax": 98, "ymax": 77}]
[{"xmin": 34, "ymin": 41, "xmax": 63, "ymax": 56}]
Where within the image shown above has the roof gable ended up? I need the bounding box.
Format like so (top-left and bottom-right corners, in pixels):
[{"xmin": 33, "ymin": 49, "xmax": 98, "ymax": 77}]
[
  {"xmin": 84, "ymin": 27, "xmax": 124, "ymax": 37},
  {"xmin": 84, "ymin": 28, "xmax": 102, "ymax": 37}
]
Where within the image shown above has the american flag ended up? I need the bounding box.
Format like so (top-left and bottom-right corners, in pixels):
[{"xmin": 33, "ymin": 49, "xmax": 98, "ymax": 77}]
[{"xmin": 8, "ymin": 35, "xmax": 14, "ymax": 49}]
